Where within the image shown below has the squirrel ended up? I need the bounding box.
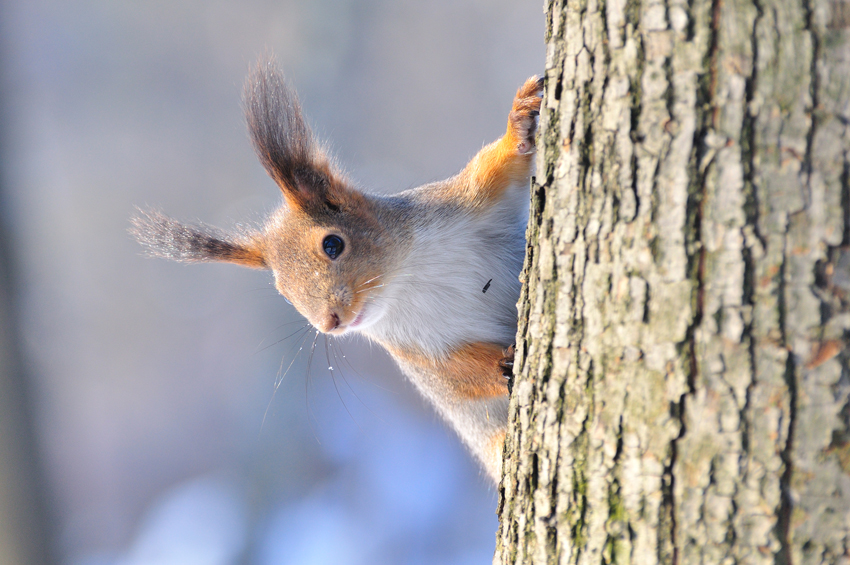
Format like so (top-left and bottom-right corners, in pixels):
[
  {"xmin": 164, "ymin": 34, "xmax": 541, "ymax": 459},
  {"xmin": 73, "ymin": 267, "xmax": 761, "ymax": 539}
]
[{"xmin": 131, "ymin": 59, "xmax": 543, "ymax": 483}]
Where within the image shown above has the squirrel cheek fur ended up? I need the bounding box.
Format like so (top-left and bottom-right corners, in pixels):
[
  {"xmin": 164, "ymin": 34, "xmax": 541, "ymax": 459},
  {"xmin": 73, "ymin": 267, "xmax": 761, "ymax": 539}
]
[{"xmin": 131, "ymin": 59, "xmax": 543, "ymax": 483}]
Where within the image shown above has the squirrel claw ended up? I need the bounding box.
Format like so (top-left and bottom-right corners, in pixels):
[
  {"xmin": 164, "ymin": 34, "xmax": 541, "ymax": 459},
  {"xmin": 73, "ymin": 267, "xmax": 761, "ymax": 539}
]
[{"xmin": 499, "ymin": 345, "xmax": 516, "ymax": 393}]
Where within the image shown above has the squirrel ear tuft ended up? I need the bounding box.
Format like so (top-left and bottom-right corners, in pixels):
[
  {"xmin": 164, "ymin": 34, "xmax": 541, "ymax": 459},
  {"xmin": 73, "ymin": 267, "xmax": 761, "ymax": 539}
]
[
  {"xmin": 244, "ymin": 58, "xmax": 328, "ymax": 210},
  {"xmin": 130, "ymin": 209, "xmax": 267, "ymax": 269},
  {"xmin": 243, "ymin": 57, "xmax": 356, "ymax": 213}
]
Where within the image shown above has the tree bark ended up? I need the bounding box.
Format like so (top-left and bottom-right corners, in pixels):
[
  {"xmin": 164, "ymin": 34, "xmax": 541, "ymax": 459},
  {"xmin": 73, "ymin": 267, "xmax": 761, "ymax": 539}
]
[{"xmin": 496, "ymin": 0, "xmax": 850, "ymax": 562}]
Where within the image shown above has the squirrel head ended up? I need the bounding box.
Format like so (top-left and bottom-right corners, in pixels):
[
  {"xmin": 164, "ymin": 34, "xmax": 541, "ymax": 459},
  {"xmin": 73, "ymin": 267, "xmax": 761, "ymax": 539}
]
[
  {"xmin": 260, "ymin": 178, "xmax": 395, "ymax": 334},
  {"xmin": 131, "ymin": 59, "xmax": 403, "ymax": 335}
]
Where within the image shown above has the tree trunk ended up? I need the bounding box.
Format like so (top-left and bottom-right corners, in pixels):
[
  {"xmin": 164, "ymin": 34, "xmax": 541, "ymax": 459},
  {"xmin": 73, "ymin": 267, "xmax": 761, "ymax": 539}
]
[{"xmin": 496, "ymin": 0, "xmax": 850, "ymax": 562}]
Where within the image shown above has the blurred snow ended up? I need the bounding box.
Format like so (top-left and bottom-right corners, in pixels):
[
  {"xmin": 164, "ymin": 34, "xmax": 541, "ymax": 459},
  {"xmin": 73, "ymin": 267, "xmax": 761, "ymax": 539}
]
[
  {"xmin": 256, "ymin": 492, "xmax": 371, "ymax": 565},
  {"xmin": 118, "ymin": 476, "xmax": 247, "ymax": 565}
]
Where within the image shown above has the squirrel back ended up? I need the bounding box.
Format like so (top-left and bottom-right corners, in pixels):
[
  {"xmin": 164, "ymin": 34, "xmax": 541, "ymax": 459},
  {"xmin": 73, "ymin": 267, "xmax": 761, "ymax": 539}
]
[{"xmin": 132, "ymin": 58, "xmax": 543, "ymax": 482}]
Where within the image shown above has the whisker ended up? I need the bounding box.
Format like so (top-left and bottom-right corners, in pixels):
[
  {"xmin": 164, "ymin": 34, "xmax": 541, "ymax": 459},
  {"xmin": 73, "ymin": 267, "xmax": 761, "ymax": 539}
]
[
  {"xmin": 269, "ymin": 318, "xmax": 316, "ymax": 331},
  {"xmin": 254, "ymin": 323, "xmax": 311, "ymax": 354},
  {"xmin": 274, "ymin": 327, "xmax": 314, "ymax": 389},
  {"xmin": 261, "ymin": 325, "xmax": 314, "ymax": 431},
  {"xmin": 329, "ymin": 339, "xmax": 387, "ymax": 421},
  {"xmin": 327, "ymin": 336, "xmax": 395, "ymax": 395},
  {"xmin": 304, "ymin": 329, "xmax": 322, "ymax": 443},
  {"xmin": 325, "ymin": 335, "xmax": 362, "ymax": 430},
  {"xmin": 356, "ymin": 273, "xmax": 386, "ymax": 288},
  {"xmin": 353, "ymin": 272, "xmax": 416, "ymax": 293},
  {"xmin": 354, "ymin": 283, "xmax": 385, "ymax": 294}
]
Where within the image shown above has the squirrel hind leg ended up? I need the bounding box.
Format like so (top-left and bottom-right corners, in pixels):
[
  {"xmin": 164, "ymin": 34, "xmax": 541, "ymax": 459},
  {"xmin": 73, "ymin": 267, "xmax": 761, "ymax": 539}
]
[{"xmin": 508, "ymin": 77, "xmax": 544, "ymax": 155}]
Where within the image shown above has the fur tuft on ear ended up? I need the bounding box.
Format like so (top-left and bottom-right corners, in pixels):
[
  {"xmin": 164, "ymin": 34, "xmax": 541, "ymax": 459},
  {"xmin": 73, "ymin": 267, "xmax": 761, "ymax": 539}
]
[
  {"xmin": 130, "ymin": 209, "xmax": 267, "ymax": 269},
  {"xmin": 244, "ymin": 58, "xmax": 333, "ymax": 208}
]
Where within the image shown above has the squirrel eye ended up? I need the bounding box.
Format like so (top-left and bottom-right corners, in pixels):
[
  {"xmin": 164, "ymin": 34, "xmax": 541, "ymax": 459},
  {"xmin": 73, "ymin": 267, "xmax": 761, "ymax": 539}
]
[{"xmin": 322, "ymin": 235, "xmax": 345, "ymax": 260}]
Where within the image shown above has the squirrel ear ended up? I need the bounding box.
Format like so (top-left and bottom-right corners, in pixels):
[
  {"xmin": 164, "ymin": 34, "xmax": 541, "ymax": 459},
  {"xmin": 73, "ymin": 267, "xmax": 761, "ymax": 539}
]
[
  {"xmin": 130, "ymin": 209, "xmax": 267, "ymax": 269},
  {"xmin": 275, "ymin": 161, "xmax": 342, "ymax": 213},
  {"xmin": 244, "ymin": 59, "xmax": 337, "ymax": 212}
]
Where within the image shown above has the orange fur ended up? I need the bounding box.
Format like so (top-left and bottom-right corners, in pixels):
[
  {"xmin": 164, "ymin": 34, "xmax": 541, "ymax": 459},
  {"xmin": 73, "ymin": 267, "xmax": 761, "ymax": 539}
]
[
  {"xmin": 225, "ymin": 242, "xmax": 268, "ymax": 269},
  {"xmin": 387, "ymin": 342, "xmax": 509, "ymax": 400},
  {"xmin": 429, "ymin": 76, "xmax": 542, "ymax": 209}
]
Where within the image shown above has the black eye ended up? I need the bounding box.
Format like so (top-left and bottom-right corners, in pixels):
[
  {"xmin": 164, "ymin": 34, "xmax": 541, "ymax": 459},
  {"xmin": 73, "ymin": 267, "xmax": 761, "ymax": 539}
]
[{"xmin": 322, "ymin": 235, "xmax": 345, "ymax": 260}]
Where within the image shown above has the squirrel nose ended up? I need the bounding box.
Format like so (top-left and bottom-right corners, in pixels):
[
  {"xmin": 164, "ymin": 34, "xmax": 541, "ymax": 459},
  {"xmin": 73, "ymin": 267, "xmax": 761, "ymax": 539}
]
[{"xmin": 320, "ymin": 311, "xmax": 340, "ymax": 332}]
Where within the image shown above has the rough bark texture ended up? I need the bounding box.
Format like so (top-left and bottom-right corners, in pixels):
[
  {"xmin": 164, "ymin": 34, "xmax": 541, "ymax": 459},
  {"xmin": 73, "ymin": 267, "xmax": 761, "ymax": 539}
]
[{"xmin": 495, "ymin": 0, "xmax": 850, "ymax": 563}]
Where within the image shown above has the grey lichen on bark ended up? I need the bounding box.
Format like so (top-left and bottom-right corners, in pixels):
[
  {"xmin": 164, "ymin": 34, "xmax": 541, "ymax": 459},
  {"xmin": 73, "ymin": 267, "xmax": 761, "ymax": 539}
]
[{"xmin": 495, "ymin": 0, "xmax": 850, "ymax": 563}]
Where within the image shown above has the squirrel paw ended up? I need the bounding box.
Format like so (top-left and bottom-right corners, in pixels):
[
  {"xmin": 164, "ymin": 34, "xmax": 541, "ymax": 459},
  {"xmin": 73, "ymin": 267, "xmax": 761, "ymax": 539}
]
[
  {"xmin": 499, "ymin": 345, "xmax": 516, "ymax": 393},
  {"xmin": 509, "ymin": 76, "xmax": 544, "ymax": 155}
]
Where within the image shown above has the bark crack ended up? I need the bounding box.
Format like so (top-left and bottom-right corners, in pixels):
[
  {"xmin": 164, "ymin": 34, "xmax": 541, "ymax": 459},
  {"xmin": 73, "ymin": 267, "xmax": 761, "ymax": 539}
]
[
  {"xmin": 742, "ymin": 0, "xmax": 767, "ymax": 250},
  {"xmin": 739, "ymin": 0, "xmax": 763, "ymax": 540},
  {"xmin": 629, "ymin": 80, "xmax": 645, "ymax": 225},
  {"xmin": 802, "ymin": 0, "xmax": 820, "ymax": 212},
  {"xmin": 777, "ymin": 352, "xmax": 798, "ymax": 565},
  {"xmin": 842, "ymin": 150, "xmax": 850, "ymax": 246},
  {"xmin": 775, "ymin": 1, "xmax": 820, "ymax": 560},
  {"xmin": 669, "ymin": 0, "xmax": 723, "ymax": 560},
  {"xmin": 776, "ymin": 222, "xmax": 797, "ymax": 565}
]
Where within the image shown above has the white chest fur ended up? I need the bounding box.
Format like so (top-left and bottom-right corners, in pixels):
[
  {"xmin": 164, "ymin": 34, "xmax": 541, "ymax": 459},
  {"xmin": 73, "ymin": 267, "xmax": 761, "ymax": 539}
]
[{"xmin": 362, "ymin": 183, "xmax": 530, "ymax": 356}]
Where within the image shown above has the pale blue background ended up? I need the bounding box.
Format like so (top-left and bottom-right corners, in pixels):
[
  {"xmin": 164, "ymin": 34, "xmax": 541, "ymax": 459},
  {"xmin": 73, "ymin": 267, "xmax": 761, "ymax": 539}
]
[{"xmin": 0, "ymin": 1, "xmax": 543, "ymax": 563}]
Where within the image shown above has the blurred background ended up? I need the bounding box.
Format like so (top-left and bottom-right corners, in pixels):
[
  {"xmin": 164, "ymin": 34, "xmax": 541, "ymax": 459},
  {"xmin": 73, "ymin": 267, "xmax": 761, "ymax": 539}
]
[{"xmin": 0, "ymin": 1, "xmax": 543, "ymax": 563}]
